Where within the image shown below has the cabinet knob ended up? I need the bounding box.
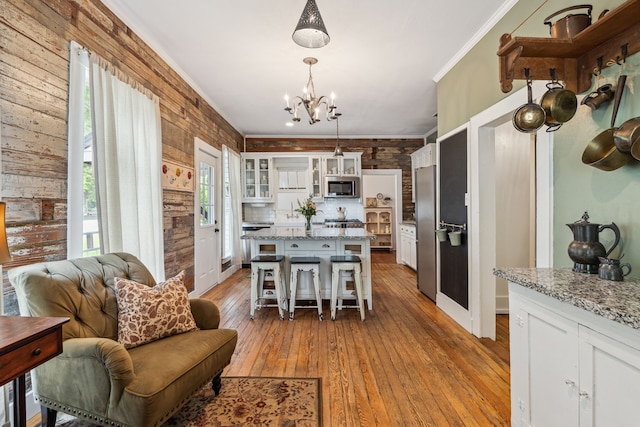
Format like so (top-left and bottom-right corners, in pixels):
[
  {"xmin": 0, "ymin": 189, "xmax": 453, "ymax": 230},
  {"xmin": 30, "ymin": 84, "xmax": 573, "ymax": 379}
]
[
  {"xmin": 579, "ymin": 391, "xmax": 590, "ymax": 399},
  {"xmin": 322, "ymin": 244, "xmax": 330, "ymax": 248},
  {"xmin": 564, "ymin": 379, "xmax": 576, "ymax": 387},
  {"xmin": 291, "ymin": 244, "xmax": 298, "ymax": 248},
  {"xmin": 32, "ymin": 348, "xmax": 42, "ymax": 356}
]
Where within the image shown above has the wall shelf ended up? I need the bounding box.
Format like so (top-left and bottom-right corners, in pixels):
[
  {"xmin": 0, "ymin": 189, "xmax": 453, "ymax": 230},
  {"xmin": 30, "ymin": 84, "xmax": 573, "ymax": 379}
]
[{"xmin": 498, "ymin": 0, "xmax": 640, "ymax": 94}]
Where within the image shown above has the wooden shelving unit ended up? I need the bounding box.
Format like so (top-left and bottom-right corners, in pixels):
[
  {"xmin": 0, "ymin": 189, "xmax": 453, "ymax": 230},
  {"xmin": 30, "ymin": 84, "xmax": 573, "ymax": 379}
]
[
  {"xmin": 498, "ymin": 0, "xmax": 640, "ymax": 94},
  {"xmin": 365, "ymin": 207, "xmax": 393, "ymax": 250}
]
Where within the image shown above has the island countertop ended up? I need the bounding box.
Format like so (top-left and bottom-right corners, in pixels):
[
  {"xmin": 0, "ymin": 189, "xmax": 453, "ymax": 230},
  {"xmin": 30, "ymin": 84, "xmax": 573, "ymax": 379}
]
[
  {"xmin": 494, "ymin": 267, "xmax": 640, "ymax": 330},
  {"xmin": 241, "ymin": 227, "xmax": 376, "ymax": 240}
]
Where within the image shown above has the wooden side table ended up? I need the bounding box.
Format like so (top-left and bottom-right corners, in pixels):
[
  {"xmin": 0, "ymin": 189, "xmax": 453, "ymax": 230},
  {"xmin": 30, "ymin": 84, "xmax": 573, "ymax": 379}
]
[{"xmin": 0, "ymin": 316, "xmax": 68, "ymax": 427}]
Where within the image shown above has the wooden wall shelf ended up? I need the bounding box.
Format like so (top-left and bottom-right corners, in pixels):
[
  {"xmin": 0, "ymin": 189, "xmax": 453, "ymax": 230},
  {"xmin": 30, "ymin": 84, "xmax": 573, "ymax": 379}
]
[{"xmin": 498, "ymin": 0, "xmax": 640, "ymax": 94}]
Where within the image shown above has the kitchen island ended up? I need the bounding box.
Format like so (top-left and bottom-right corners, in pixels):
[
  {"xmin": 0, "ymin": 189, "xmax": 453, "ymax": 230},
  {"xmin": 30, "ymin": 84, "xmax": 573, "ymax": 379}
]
[
  {"xmin": 241, "ymin": 227, "xmax": 376, "ymax": 309},
  {"xmin": 494, "ymin": 267, "xmax": 640, "ymax": 427}
]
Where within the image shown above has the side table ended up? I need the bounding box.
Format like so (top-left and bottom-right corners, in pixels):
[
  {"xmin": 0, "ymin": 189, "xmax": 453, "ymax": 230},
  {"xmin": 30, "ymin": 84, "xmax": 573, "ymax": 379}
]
[{"xmin": 0, "ymin": 316, "xmax": 68, "ymax": 427}]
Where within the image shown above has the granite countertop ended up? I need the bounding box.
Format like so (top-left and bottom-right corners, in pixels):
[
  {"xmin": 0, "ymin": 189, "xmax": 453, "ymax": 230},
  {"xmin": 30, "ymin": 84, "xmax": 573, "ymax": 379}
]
[
  {"xmin": 494, "ymin": 267, "xmax": 640, "ymax": 330},
  {"xmin": 241, "ymin": 227, "xmax": 376, "ymax": 240}
]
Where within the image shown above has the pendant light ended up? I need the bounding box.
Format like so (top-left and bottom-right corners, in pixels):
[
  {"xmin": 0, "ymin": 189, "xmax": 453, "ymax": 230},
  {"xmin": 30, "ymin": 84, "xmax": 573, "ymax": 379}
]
[
  {"xmin": 333, "ymin": 118, "xmax": 343, "ymax": 157},
  {"xmin": 292, "ymin": 0, "xmax": 330, "ymax": 48}
]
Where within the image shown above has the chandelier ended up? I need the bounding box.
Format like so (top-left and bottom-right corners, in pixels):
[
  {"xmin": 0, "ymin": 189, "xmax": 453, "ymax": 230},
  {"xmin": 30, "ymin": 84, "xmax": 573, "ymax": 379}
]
[
  {"xmin": 284, "ymin": 57, "xmax": 341, "ymax": 125},
  {"xmin": 292, "ymin": 0, "xmax": 330, "ymax": 48}
]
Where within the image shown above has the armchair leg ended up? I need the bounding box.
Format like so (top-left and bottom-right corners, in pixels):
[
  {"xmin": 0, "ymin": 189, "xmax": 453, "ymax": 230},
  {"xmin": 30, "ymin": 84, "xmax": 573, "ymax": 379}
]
[
  {"xmin": 211, "ymin": 374, "xmax": 222, "ymax": 396},
  {"xmin": 40, "ymin": 406, "xmax": 57, "ymax": 427}
]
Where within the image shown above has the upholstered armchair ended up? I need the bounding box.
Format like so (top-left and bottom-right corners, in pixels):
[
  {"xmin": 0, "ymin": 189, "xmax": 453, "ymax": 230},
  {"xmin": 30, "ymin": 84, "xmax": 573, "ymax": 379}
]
[{"xmin": 9, "ymin": 253, "xmax": 238, "ymax": 427}]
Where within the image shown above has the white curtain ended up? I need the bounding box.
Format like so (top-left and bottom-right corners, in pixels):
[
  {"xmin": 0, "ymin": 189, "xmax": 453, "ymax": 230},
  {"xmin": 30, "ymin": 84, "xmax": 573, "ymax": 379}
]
[
  {"xmin": 89, "ymin": 55, "xmax": 165, "ymax": 280},
  {"xmin": 228, "ymin": 149, "xmax": 242, "ymax": 264},
  {"xmin": 67, "ymin": 41, "xmax": 90, "ymax": 259}
]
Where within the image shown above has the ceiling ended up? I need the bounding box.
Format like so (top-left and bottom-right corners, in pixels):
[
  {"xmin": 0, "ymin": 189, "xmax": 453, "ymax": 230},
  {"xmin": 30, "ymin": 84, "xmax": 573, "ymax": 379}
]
[{"xmin": 102, "ymin": 0, "xmax": 514, "ymax": 138}]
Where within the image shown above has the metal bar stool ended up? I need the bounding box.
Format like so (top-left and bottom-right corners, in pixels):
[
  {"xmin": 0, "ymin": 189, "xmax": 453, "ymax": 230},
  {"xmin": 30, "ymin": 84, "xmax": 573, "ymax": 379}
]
[
  {"xmin": 289, "ymin": 256, "xmax": 323, "ymax": 321},
  {"xmin": 250, "ymin": 255, "xmax": 288, "ymax": 320},
  {"xmin": 330, "ymin": 255, "xmax": 365, "ymax": 321}
]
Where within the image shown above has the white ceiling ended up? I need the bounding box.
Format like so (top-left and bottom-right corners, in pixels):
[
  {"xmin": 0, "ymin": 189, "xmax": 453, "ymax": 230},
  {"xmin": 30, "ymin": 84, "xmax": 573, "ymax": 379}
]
[{"xmin": 102, "ymin": 0, "xmax": 514, "ymax": 138}]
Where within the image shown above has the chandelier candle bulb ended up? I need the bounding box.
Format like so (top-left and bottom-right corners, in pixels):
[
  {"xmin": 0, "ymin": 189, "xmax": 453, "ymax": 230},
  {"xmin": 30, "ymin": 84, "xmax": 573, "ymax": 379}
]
[
  {"xmin": 285, "ymin": 94, "xmax": 290, "ymax": 108},
  {"xmin": 284, "ymin": 57, "xmax": 342, "ymax": 125}
]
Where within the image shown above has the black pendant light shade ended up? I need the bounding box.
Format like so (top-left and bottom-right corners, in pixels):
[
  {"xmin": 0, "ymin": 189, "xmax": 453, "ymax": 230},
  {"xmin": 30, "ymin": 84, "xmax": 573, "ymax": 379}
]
[{"xmin": 292, "ymin": 0, "xmax": 330, "ymax": 48}]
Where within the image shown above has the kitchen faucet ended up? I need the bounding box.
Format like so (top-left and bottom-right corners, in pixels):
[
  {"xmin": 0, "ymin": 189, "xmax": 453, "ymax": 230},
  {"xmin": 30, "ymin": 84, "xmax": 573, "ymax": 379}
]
[{"xmin": 286, "ymin": 202, "xmax": 299, "ymax": 219}]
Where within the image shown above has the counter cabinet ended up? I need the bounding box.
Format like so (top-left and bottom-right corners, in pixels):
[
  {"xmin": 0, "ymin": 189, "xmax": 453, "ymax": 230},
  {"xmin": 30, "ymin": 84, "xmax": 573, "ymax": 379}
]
[
  {"xmin": 251, "ymin": 237, "xmax": 372, "ymax": 309},
  {"xmin": 509, "ymin": 283, "xmax": 640, "ymax": 427}
]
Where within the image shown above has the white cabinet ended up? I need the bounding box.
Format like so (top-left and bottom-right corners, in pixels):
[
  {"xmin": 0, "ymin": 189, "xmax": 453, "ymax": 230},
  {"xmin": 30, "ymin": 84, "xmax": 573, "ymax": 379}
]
[
  {"xmin": 242, "ymin": 155, "xmax": 273, "ymax": 202},
  {"xmin": 309, "ymin": 156, "xmax": 323, "ymax": 201},
  {"xmin": 400, "ymin": 224, "xmax": 416, "ymax": 270},
  {"xmin": 323, "ymin": 153, "xmax": 360, "ymax": 177},
  {"xmin": 509, "ymin": 284, "xmax": 640, "ymax": 427},
  {"xmin": 410, "ymin": 144, "xmax": 435, "ymax": 202}
]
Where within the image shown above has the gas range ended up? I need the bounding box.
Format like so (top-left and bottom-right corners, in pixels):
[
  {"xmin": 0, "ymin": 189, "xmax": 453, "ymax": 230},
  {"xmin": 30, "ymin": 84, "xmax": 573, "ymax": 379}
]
[{"xmin": 324, "ymin": 219, "xmax": 365, "ymax": 228}]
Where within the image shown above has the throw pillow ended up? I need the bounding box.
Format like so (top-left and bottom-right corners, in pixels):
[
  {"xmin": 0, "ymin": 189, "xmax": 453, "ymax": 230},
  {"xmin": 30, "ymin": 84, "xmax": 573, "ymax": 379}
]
[{"xmin": 115, "ymin": 270, "xmax": 198, "ymax": 349}]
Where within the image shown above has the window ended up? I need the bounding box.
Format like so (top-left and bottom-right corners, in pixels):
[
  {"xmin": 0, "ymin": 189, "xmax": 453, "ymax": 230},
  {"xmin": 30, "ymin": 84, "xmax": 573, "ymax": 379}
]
[
  {"xmin": 222, "ymin": 147, "xmax": 232, "ymax": 262},
  {"xmin": 68, "ymin": 41, "xmax": 101, "ymax": 258},
  {"xmin": 67, "ymin": 41, "xmax": 165, "ymax": 279},
  {"xmin": 199, "ymin": 162, "xmax": 215, "ymax": 227}
]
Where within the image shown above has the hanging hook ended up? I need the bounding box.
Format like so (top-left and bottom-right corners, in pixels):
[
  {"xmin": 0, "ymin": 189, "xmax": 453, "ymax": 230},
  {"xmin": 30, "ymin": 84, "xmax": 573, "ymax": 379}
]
[
  {"xmin": 621, "ymin": 43, "xmax": 628, "ymax": 63},
  {"xmin": 593, "ymin": 56, "xmax": 604, "ymax": 76}
]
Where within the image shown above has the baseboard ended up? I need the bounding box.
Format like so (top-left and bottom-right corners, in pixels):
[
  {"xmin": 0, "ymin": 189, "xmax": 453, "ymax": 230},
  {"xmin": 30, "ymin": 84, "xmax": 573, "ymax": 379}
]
[
  {"xmin": 220, "ymin": 264, "xmax": 241, "ymax": 282},
  {"xmin": 496, "ymin": 295, "xmax": 510, "ymax": 314},
  {"xmin": 436, "ymin": 293, "xmax": 472, "ymax": 333}
]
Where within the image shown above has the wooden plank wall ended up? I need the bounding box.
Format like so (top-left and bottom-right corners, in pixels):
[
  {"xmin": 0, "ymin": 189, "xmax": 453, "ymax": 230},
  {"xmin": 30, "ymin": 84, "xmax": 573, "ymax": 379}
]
[
  {"xmin": 0, "ymin": 0, "xmax": 243, "ymax": 314},
  {"xmin": 245, "ymin": 137, "xmax": 425, "ymax": 221}
]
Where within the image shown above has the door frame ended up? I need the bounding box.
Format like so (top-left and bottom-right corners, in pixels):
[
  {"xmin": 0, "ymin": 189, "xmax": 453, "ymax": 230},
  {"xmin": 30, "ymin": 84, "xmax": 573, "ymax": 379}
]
[
  {"xmin": 193, "ymin": 137, "xmax": 222, "ymax": 297},
  {"xmin": 361, "ymin": 169, "xmax": 403, "ymax": 261},
  {"xmin": 468, "ymin": 81, "xmax": 554, "ymax": 339},
  {"xmin": 435, "ymin": 123, "xmax": 472, "ymax": 331}
]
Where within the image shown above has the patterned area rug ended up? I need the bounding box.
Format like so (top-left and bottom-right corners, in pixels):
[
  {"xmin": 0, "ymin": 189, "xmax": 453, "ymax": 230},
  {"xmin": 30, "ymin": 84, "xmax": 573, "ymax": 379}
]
[{"xmin": 57, "ymin": 377, "xmax": 321, "ymax": 427}]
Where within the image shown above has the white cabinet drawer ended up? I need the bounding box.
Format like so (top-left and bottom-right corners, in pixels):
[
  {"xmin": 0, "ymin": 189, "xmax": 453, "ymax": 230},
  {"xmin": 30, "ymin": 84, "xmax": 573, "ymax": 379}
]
[
  {"xmin": 400, "ymin": 225, "xmax": 415, "ymax": 235},
  {"xmin": 285, "ymin": 240, "xmax": 336, "ymax": 252}
]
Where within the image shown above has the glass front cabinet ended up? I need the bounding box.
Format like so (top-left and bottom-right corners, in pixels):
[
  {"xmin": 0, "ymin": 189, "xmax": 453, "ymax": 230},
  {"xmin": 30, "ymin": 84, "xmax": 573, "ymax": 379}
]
[
  {"xmin": 242, "ymin": 156, "xmax": 273, "ymax": 201},
  {"xmin": 323, "ymin": 154, "xmax": 360, "ymax": 177},
  {"xmin": 309, "ymin": 156, "xmax": 323, "ymax": 200}
]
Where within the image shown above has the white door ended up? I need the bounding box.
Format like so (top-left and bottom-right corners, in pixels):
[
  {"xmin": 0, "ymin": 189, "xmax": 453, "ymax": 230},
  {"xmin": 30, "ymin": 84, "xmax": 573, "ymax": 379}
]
[{"xmin": 194, "ymin": 138, "xmax": 221, "ymax": 296}]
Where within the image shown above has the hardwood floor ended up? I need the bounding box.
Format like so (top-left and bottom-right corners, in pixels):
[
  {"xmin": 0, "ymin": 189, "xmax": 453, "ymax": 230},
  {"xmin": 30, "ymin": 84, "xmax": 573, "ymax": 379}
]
[{"xmin": 206, "ymin": 251, "xmax": 510, "ymax": 426}]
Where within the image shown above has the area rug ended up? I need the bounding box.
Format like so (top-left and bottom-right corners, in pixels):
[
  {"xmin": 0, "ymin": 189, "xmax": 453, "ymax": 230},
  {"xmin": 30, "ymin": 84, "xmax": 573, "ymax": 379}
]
[{"xmin": 57, "ymin": 377, "xmax": 321, "ymax": 427}]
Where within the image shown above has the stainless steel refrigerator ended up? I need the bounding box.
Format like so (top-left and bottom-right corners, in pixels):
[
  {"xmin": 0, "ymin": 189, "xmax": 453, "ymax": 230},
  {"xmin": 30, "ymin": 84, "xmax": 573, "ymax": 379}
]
[{"xmin": 415, "ymin": 166, "xmax": 437, "ymax": 301}]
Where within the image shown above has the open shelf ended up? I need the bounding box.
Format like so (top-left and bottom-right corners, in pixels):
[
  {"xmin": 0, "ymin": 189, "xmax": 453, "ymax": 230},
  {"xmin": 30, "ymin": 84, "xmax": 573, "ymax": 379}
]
[
  {"xmin": 365, "ymin": 207, "xmax": 393, "ymax": 250},
  {"xmin": 498, "ymin": 0, "xmax": 640, "ymax": 93}
]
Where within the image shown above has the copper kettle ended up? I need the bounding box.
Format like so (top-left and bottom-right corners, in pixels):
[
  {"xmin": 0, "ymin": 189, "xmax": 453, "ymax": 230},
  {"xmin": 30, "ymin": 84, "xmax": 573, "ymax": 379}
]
[{"xmin": 567, "ymin": 211, "xmax": 620, "ymax": 274}]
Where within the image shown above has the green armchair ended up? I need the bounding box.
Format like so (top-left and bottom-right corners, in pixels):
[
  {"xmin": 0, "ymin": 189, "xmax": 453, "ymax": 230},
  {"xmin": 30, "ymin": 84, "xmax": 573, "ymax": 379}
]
[{"xmin": 9, "ymin": 253, "xmax": 238, "ymax": 427}]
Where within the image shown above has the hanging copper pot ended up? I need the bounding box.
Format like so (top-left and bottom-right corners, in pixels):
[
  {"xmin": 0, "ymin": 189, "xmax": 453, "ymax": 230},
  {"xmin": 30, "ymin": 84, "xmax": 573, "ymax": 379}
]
[
  {"xmin": 582, "ymin": 74, "xmax": 632, "ymax": 171},
  {"xmin": 512, "ymin": 70, "xmax": 546, "ymax": 133},
  {"xmin": 539, "ymin": 69, "xmax": 577, "ymax": 131}
]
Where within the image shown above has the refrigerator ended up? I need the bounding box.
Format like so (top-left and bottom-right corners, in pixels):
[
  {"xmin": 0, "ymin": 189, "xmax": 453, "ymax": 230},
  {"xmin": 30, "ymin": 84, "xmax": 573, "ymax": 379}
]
[{"xmin": 415, "ymin": 166, "xmax": 437, "ymax": 301}]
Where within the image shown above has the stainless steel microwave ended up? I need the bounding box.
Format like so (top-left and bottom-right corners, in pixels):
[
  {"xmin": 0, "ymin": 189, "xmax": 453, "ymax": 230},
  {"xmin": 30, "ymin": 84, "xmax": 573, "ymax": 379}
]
[{"xmin": 324, "ymin": 176, "xmax": 360, "ymax": 198}]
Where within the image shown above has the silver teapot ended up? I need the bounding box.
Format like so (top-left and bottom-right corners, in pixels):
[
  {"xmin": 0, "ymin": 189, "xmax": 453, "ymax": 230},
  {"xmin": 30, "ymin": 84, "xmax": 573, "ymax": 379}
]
[
  {"xmin": 598, "ymin": 256, "xmax": 632, "ymax": 281},
  {"xmin": 567, "ymin": 212, "xmax": 620, "ymax": 274}
]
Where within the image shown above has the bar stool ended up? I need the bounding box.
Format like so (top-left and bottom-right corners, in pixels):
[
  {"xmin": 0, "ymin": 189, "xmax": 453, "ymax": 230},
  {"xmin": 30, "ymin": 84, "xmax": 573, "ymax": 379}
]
[
  {"xmin": 289, "ymin": 256, "xmax": 323, "ymax": 321},
  {"xmin": 250, "ymin": 255, "xmax": 288, "ymax": 320},
  {"xmin": 330, "ymin": 255, "xmax": 365, "ymax": 321}
]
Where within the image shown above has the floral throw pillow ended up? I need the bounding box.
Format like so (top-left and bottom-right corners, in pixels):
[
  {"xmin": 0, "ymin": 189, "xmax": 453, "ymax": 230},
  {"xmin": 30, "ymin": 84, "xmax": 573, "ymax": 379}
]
[{"xmin": 115, "ymin": 270, "xmax": 198, "ymax": 349}]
